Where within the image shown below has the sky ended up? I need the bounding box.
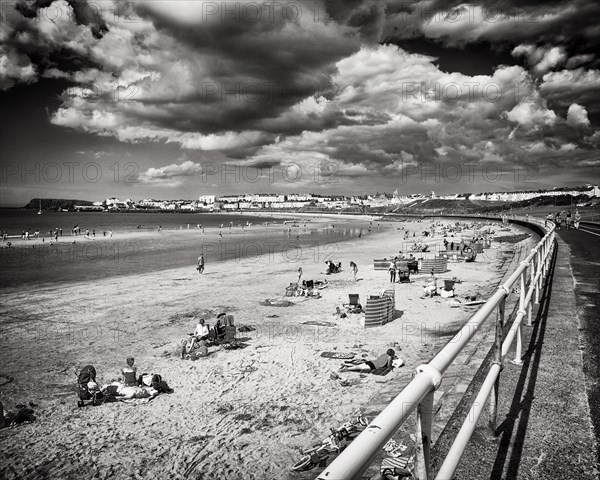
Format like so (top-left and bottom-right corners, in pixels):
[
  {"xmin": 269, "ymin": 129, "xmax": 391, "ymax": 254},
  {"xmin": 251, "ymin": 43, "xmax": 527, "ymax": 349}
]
[{"xmin": 0, "ymin": 0, "xmax": 599, "ymax": 206}]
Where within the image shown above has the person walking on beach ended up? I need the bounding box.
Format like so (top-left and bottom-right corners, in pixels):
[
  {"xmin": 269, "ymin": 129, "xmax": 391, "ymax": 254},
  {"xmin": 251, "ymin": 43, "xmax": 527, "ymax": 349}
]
[
  {"xmin": 389, "ymin": 260, "xmax": 396, "ymax": 283},
  {"xmin": 565, "ymin": 210, "xmax": 572, "ymax": 230},
  {"xmin": 554, "ymin": 212, "xmax": 561, "ymax": 230},
  {"xmin": 350, "ymin": 261, "xmax": 358, "ymax": 281},
  {"xmin": 197, "ymin": 254, "xmax": 205, "ymax": 274}
]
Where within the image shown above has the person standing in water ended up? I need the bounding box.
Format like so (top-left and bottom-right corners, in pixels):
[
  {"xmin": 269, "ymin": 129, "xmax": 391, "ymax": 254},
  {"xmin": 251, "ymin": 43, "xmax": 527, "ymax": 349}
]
[{"xmin": 197, "ymin": 254, "xmax": 205, "ymax": 274}]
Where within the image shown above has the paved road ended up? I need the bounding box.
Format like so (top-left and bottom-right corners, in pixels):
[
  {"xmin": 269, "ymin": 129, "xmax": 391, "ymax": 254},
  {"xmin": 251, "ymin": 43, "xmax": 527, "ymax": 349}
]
[{"xmin": 558, "ymin": 221, "xmax": 600, "ymax": 464}]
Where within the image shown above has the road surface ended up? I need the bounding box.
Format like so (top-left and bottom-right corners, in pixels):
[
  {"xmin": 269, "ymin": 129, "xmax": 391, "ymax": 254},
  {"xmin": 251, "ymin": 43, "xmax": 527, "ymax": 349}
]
[{"xmin": 558, "ymin": 221, "xmax": 600, "ymax": 464}]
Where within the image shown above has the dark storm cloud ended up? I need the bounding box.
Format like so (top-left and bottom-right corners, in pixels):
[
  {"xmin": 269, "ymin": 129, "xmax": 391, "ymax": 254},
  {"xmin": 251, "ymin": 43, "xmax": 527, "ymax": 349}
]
[{"xmin": 127, "ymin": 0, "xmax": 381, "ymax": 134}]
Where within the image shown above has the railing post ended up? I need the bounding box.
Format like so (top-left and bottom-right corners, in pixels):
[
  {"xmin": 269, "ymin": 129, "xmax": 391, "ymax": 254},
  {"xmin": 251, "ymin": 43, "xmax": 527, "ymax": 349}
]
[
  {"xmin": 541, "ymin": 243, "xmax": 546, "ymax": 279},
  {"xmin": 527, "ymin": 253, "xmax": 534, "ymax": 326},
  {"xmin": 513, "ymin": 271, "xmax": 525, "ymax": 365},
  {"xmin": 488, "ymin": 296, "xmax": 505, "ymax": 435},
  {"xmin": 415, "ymin": 391, "xmax": 434, "ymax": 480},
  {"xmin": 535, "ymin": 248, "xmax": 541, "ymax": 305}
]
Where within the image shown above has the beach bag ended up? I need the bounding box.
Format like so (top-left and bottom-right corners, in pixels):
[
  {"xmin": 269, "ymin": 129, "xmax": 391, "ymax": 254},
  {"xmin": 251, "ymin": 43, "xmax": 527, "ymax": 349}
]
[{"xmin": 139, "ymin": 373, "xmax": 162, "ymax": 387}]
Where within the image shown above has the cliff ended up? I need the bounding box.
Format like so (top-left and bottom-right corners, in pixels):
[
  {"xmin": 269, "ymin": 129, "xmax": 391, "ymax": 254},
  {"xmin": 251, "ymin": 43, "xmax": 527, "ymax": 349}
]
[{"xmin": 23, "ymin": 198, "xmax": 94, "ymax": 210}]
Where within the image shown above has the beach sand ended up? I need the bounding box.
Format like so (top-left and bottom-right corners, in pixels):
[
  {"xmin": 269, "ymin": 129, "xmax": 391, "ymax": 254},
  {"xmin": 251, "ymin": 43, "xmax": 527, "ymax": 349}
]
[{"xmin": 0, "ymin": 215, "xmax": 533, "ymax": 479}]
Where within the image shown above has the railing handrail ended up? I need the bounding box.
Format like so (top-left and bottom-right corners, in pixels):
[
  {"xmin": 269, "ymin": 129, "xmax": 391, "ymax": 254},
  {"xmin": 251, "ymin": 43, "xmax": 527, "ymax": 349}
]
[{"xmin": 316, "ymin": 216, "xmax": 556, "ymax": 480}]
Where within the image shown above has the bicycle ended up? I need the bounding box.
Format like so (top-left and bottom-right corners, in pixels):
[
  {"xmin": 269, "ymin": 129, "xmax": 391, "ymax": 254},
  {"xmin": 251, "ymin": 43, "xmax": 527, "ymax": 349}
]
[
  {"xmin": 369, "ymin": 466, "xmax": 413, "ymax": 480},
  {"xmin": 291, "ymin": 413, "xmax": 368, "ymax": 471}
]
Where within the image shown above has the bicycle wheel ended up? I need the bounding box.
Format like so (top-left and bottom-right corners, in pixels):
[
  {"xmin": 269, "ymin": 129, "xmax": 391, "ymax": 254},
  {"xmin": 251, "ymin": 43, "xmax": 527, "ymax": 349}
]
[{"xmin": 291, "ymin": 455, "xmax": 315, "ymax": 471}]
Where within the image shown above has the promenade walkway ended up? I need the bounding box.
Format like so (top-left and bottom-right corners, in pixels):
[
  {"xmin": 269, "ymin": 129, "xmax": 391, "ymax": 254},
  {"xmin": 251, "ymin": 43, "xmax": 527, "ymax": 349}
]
[{"xmin": 431, "ymin": 235, "xmax": 598, "ymax": 479}]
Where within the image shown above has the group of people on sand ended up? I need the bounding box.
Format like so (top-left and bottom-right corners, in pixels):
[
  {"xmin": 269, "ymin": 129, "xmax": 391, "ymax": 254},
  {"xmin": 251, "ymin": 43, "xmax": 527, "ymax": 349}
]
[
  {"xmin": 79, "ymin": 357, "xmax": 173, "ymax": 406},
  {"xmin": 325, "ymin": 260, "xmax": 342, "ymax": 274},
  {"xmin": 549, "ymin": 210, "xmax": 581, "ymax": 230}
]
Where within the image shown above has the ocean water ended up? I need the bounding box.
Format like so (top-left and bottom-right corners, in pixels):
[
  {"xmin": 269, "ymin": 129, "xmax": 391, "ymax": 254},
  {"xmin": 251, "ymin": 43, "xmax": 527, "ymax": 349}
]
[
  {"xmin": 0, "ymin": 209, "xmax": 285, "ymax": 237},
  {"xmin": 0, "ymin": 210, "xmax": 376, "ymax": 289}
]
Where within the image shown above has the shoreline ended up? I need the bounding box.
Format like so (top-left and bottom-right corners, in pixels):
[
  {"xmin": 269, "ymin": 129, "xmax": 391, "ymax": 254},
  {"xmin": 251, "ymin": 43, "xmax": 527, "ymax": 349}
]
[{"xmin": 0, "ymin": 214, "xmax": 379, "ymax": 291}]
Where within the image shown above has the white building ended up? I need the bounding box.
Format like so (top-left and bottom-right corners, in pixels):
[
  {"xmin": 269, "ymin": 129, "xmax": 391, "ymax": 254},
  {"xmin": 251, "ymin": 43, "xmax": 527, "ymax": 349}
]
[
  {"xmin": 180, "ymin": 203, "xmax": 197, "ymax": 211},
  {"xmin": 198, "ymin": 195, "xmax": 216, "ymax": 204}
]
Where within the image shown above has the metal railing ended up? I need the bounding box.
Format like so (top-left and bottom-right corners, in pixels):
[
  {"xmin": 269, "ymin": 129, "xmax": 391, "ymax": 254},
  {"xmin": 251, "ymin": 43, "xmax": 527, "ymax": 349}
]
[{"xmin": 316, "ymin": 218, "xmax": 556, "ymax": 480}]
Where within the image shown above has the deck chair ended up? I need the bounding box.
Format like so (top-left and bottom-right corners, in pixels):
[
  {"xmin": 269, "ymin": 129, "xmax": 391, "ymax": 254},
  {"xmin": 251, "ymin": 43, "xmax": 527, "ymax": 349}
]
[
  {"xmin": 343, "ymin": 294, "xmax": 362, "ymax": 313},
  {"xmin": 407, "ymin": 260, "xmax": 419, "ymax": 274},
  {"xmin": 443, "ymin": 280, "xmax": 456, "ymax": 291},
  {"xmin": 285, "ymin": 282, "xmax": 297, "ymax": 297}
]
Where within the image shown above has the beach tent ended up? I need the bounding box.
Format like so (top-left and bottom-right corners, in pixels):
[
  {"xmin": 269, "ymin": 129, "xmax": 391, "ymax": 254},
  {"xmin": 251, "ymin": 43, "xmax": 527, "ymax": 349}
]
[{"xmin": 363, "ymin": 286, "xmax": 395, "ymax": 328}]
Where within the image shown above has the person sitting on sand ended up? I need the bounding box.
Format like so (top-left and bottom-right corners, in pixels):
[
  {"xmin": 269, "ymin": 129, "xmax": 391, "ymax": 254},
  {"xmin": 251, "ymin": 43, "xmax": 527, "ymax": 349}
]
[
  {"xmin": 183, "ymin": 318, "xmax": 211, "ymax": 356},
  {"xmin": 194, "ymin": 318, "xmax": 210, "ymax": 340},
  {"xmin": 121, "ymin": 357, "xmax": 137, "ymax": 386},
  {"xmin": 339, "ymin": 349, "xmax": 400, "ymax": 372},
  {"xmin": 423, "ymin": 273, "xmax": 438, "ymax": 297}
]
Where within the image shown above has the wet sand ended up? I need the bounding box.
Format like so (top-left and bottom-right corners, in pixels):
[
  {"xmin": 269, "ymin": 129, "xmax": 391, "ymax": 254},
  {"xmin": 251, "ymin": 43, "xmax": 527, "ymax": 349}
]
[{"xmin": 0, "ymin": 215, "xmax": 532, "ymax": 480}]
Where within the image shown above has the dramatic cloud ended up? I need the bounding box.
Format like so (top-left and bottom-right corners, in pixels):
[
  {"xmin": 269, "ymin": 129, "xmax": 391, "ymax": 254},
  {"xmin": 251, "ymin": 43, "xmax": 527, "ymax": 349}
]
[
  {"xmin": 567, "ymin": 103, "xmax": 590, "ymax": 127},
  {"xmin": 1, "ymin": 0, "xmax": 599, "ymax": 194},
  {"xmin": 512, "ymin": 44, "xmax": 566, "ymax": 75},
  {"xmin": 540, "ymin": 68, "xmax": 600, "ymax": 115}
]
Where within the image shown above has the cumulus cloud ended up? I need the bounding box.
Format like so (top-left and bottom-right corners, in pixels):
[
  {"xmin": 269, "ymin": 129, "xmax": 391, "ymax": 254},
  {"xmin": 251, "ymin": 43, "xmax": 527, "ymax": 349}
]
[
  {"xmin": 0, "ymin": 45, "xmax": 36, "ymax": 89},
  {"xmin": 540, "ymin": 68, "xmax": 600, "ymax": 113},
  {"xmin": 504, "ymin": 93, "xmax": 557, "ymax": 129},
  {"xmin": 512, "ymin": 44, "xmax": 566, "ymax": 75},
  {"xmin": 567, "ymin": 103, "xmax": 590, "ymax": 127},
  {"xmin": 139, "ymin": 157, "xmax": 203, "ymax": 185}
]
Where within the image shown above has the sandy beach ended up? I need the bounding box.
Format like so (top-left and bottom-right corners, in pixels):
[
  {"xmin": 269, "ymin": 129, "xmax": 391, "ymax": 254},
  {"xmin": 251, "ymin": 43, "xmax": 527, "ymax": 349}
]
[{"xmin": 0, "ymin": 214, "xmax": 535, "ymax": 480}]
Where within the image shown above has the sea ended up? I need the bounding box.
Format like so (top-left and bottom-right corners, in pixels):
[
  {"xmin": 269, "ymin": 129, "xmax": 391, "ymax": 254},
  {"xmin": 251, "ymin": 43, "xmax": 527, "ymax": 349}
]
[
  {"xmin": 0, "ymin": 209, "xmax": 376, "ymax": 289},
  {"xmin": 0, "ymin": 209, "xmax": 287, "ymax": 236}
]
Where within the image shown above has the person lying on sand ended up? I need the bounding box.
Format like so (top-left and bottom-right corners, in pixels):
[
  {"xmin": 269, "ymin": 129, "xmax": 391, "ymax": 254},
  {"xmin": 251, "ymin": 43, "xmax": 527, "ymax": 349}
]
[
  {"xmin": 102, "ymin": 383, "xmax": 158, "ymax": 401},
  {"xmin": 339, "ymin": 349, "xmax": 401, "ymax": 372}
]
